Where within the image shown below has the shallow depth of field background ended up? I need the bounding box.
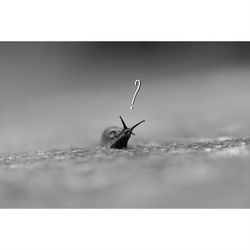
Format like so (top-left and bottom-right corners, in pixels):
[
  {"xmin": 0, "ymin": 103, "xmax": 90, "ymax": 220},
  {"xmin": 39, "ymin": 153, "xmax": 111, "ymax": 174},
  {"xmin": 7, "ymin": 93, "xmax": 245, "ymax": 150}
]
[
  {"xmin": 1, "ymin": 42, "xmax": 250, "ymax": 208},
  {"xmin": 1, "ymin": 42, "xmax": 250, "ymax": 152}
]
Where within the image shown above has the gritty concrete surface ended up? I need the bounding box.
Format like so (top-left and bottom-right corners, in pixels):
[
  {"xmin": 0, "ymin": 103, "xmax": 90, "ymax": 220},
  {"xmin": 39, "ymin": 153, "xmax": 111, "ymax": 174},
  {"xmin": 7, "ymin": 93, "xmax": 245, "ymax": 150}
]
[{"xmin": 1, "ymin": 136, "xmax": 250, "ymax": 208}]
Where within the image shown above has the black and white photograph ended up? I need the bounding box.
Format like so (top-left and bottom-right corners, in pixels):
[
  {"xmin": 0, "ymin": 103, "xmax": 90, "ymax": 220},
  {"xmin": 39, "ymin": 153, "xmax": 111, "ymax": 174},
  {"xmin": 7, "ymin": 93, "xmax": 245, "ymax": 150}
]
[
  {"xmin": 0, "ymin": 42, "xmax": 250, "ymax": 208},
  {"xmin": 0, "ymin": 1, "xmax": 250, "ymax": 250}
]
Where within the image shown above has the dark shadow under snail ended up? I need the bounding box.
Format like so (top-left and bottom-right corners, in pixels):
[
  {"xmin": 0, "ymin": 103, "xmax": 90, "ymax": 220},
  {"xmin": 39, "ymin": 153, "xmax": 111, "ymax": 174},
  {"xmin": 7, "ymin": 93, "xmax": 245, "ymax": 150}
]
[{"xmin": 101, "ymin": 116, "xmax": 145, "ymax": 149}]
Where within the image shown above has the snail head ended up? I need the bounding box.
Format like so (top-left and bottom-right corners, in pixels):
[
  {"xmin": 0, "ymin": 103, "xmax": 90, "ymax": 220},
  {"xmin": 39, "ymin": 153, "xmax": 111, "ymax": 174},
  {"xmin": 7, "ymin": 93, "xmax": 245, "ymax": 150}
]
[
  {"xmin": 110, "ymin": 116, "xmax": 145, "ymax": 149},
  {"xmin": 119, "ymin": 116, "xmax": 145, "ymax": 136}
]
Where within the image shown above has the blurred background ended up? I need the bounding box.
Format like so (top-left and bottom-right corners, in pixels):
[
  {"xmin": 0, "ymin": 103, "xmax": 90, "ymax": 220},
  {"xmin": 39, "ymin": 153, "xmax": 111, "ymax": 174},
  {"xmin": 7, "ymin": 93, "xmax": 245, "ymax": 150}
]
[{"xmin": 0, "ymin": 42, "xmax": 250, "ymax": 152}]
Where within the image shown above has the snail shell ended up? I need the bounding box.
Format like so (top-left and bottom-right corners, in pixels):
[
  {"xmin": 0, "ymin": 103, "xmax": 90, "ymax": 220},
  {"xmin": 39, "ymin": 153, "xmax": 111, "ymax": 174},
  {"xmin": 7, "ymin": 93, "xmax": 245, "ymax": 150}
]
[{"xmin": 101, "ymin": 116, "xmax": 145, "ymax": 149}]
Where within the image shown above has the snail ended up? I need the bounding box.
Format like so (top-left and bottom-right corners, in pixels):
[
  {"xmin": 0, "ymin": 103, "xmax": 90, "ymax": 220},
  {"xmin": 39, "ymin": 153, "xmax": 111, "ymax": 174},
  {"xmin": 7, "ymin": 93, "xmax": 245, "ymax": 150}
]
[{"xmin": 101, "ymin": 116, "xmax": 145, "ymax": 149}]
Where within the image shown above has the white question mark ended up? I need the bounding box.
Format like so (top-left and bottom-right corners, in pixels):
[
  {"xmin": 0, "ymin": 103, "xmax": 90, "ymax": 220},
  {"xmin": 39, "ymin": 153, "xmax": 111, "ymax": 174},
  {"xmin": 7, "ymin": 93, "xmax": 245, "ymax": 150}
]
[{"xmin": 130, "ymin": 80, "xmax": 142, "ymax": 110}]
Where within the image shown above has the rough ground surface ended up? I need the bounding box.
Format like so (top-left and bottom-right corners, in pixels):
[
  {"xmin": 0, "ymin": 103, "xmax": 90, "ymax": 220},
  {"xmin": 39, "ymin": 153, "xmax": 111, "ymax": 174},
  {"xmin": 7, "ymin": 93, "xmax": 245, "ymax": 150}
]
[{"xmin": 1, "ymin": 136, "xmax": 250, "ymax": 208}]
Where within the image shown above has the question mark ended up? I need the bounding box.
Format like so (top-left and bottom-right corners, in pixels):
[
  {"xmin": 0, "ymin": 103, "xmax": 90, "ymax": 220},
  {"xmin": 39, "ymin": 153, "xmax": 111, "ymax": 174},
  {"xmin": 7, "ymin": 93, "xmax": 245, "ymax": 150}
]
[{"xmin": 130, "ymin": 80, "xmax": 142, "ymax": 110}]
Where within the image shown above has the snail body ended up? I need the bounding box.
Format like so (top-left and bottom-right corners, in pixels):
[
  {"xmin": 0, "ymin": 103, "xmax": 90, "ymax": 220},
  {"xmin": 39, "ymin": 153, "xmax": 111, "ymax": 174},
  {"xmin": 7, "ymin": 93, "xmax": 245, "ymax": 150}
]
[{"xmin": 101, "ymin": 116, "xmax": 145, "ymax": 149}]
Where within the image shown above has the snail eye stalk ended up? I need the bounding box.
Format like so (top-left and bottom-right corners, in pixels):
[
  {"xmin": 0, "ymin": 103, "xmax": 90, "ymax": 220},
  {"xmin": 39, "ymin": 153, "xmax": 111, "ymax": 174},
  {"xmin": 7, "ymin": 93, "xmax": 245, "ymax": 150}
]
[
  {"xmin": 119, "ymin": 116, "xmax": 128, "ymax": 129},
  {"xmin": 130, "ymin": 120, "xmax": 145, "ymax": 131}
]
